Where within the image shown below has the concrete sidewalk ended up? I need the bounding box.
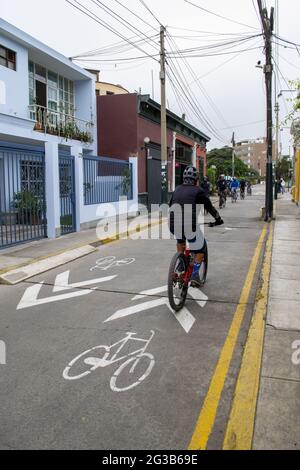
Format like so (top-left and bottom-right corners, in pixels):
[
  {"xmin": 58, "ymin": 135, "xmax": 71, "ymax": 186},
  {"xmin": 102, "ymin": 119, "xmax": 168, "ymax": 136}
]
[
  {"xmin": 253, "ymin": 192, "xmax": 300, "ymax": 449},
  {"xmin": 0, "ymin": 211, "xmax": 163, "ymax": 284}
]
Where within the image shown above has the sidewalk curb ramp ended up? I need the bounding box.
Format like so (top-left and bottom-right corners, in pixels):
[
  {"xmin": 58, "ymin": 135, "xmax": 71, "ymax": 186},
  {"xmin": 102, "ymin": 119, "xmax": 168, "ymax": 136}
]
[
  {"xmin": 0, "ymin": 218, "xmax": 163, "ymax": 285},
  {"xmin": 0, "ymin": 245, "xmax": 97, "ymax": 285}
]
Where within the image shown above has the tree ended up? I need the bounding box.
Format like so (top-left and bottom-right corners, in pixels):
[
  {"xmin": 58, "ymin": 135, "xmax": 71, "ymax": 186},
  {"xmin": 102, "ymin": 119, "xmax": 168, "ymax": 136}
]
[
  {"xmin": 206, "ymin": 167, "xmax": 216, "ymax": 187},
  {"xmin": 284, "ymin": 79, "xmax": 300, "ymax": 145},
  {"xmin": 207, "ymin": 146, "xmax": 259, "ymax": 179},
  {"xmin": 276, "ymin": 156, "xmax": 292, "ymax": 180}
]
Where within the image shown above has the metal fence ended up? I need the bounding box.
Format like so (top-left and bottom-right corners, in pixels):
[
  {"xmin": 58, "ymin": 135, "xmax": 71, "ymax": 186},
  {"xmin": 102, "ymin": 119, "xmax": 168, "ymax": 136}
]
[
  {"xmin": 59, "ymin": 154, "xmax": 76, "ymax": 235},
  {"xmin": 0, "ymin": 146, "xmax": 47, "ymax": 249},
  {"xmin": 83, "ymin": 156, "xmax": 133, "ymax": 205}
]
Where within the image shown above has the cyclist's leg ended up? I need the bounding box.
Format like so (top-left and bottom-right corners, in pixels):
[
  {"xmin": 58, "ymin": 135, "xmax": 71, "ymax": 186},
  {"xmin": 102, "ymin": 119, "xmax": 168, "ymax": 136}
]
[
  {"xmin": 189, "ymin": 236, "xmax": 206, "ymax": 286},
  {"xmin": 176, "ymin": 237, "xmax": 186, "ymax": 271},
  {"xmin": 176, "ymin": 236, "xmax": 186, "ymax": 254}
]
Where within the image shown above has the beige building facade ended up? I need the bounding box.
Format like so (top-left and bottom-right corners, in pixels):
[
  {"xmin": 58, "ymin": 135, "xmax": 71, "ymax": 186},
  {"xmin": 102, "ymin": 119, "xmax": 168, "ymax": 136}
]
[
  {"xmin": 85, "ymin": 69, "xmax": 129, "ymax": 96},
  {"xmin": 234, "ymin": 137, "xmax": 275, "ymax": 177}
]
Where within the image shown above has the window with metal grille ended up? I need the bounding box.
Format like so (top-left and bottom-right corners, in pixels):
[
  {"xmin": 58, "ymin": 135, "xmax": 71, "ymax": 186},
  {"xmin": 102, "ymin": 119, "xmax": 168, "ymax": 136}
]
[
  {"xmin": 0, "ymin": 45, "xmax": 16, "ymax": 71},
  {"xmin": 20, "ymin": 160, "xmax": 44, "ymax": 193}
]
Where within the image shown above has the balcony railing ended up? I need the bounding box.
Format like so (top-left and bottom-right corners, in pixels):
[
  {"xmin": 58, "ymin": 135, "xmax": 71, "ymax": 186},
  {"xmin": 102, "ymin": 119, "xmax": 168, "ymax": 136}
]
[{"xmin": 29, "ymin": 105, "xmax": 94, "ymax": 143}]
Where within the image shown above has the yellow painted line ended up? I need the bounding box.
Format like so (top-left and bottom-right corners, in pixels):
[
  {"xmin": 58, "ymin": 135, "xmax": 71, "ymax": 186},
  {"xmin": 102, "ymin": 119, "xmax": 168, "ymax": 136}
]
[
  {"xmin": 223, "ymin": 224, "xmax": 273, "ymax": 450},
  {"xmin": 188, "ymin": 224, "xmax": 268, "ymax": 451}
]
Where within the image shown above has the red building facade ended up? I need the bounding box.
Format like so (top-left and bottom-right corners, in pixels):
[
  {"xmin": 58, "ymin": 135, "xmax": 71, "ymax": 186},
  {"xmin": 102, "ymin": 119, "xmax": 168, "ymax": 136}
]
[{"xmin": 97, "ymin": 93, "xmax": 210, "ymax": 205}]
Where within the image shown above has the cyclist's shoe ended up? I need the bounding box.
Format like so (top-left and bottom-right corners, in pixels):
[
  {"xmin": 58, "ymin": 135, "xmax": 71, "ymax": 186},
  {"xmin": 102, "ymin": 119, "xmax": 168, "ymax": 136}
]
[
  {"xmin": 209, "ymin": 217, "xmax": 224, "ymax": 228},
  {"xmin": 190, "ymin": 272, "xmax": 201, "ymax": 288}
]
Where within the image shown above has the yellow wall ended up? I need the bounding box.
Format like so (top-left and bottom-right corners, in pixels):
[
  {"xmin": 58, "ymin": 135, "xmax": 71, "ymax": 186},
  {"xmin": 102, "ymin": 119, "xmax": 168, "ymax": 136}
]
[
  {"xmin": 96, "ymin": 82, "xmax": 129, "ymax": 96},
  {"xmin": 294, "ymin": 149, "xmax": 300, "ymax": 204}
]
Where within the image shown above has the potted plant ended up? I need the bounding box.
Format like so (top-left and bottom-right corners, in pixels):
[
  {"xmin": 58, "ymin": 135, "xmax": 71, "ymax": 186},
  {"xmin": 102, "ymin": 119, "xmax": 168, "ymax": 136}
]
[{"xmin": 12, "ymin": 190, "xmax": 45, "ymax": 225}]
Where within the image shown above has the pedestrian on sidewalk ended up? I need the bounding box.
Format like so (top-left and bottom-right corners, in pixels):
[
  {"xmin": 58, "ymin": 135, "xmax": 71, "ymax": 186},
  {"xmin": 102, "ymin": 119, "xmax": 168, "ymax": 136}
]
[{"xmin": 280, "ymin": 178, "xmax": 286, "ymax": 194}]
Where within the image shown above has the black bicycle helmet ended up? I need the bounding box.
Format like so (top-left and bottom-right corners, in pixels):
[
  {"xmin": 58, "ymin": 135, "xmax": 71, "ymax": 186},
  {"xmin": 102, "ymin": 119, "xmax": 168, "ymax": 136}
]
[{"xmin": 183, "ymin": 166, "xmax": 198, "ymax": 183}]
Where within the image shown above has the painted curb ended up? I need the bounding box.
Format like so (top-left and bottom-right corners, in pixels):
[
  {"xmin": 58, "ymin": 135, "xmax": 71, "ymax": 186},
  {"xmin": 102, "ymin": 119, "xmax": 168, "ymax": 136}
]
[{"xmin": 0, "ymin": 218, "xmax": 164, "ymax": 285}]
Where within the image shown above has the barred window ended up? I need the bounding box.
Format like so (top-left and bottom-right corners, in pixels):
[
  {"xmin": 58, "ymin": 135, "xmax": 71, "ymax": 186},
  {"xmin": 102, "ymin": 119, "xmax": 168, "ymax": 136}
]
[
  {"xmin": 20, "ymin": 160, "xmax": 44, "ymax": 193},
  {"xmin": 0, "ymin": 45, "xmax": 16, "ymax": 71}
]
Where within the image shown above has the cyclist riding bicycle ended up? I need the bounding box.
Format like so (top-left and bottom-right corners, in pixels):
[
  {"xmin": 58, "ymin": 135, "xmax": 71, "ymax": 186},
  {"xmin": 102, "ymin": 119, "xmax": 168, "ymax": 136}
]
[
  {"xmin": 240, "ymin": 179, "xmax": 246, "ymax": 198},
  {"xmin": 217, "ymin": 174, "xmax": 227, "ymax": 207},
  {"xmin": 247, "ymin": 181, "xmax": 252, "ymax": 195},
  {"xmin": 169, "ymin": 166, "xmax": 224, "ymax": 288},
  {"xmin": 230, "ymin": 177, "xmax": 240, "ymax": 195},
  {"xmin": 200, "ymin": 176, "xmax": 211, "ymax": 197}
]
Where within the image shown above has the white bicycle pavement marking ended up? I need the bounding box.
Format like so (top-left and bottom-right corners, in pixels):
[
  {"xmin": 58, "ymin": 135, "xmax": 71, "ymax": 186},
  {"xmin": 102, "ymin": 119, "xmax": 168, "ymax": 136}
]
[
  {"xmin": 17, "ymin": 273, "xmax": 117, "ymax": 310},
  {"xmin": 90, "ymin": 256, "xmax": 135, "ymax": 272},
  {"xmin": 63, "ymin": 330, "xmax": 155, "ymax": 392}
]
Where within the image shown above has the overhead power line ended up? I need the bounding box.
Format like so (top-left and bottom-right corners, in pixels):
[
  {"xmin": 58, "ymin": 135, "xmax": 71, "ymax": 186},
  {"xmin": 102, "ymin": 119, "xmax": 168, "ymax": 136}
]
[
  {"xmin": 165, "ymin": 35, "xmax": 229, "ymax": 142},
  {"xmin": 274, "ymin": 34, "xmax": 300, "ymax": 48},
  {"xmin": 90, "ymin": 0, "xmax": 159, "ymax": 53},
  {"xmin": 72, "ymin": 33, "xmax": 159, "ymax": 59},
  {"xmin": 112, "ymin": 0, "xmax": 157, "ymax": 32},
  {"xmin": 137, "ymin": 0, "xmax": 162, "ymax": 26},
  {"xmin": 166, "ymin": 32, "xmax": 231, "ymax": 141},
  {"xmin": 184, "ymin": 0, "xmax": 259, "ymax": 31},
  {"xmin": 65, "ymin": 0, "xmax": 159, "ymax": 62}
]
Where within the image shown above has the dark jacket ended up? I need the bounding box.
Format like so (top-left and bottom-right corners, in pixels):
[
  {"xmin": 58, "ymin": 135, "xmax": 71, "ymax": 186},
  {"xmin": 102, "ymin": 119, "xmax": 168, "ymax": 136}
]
[{"xmin": 169, "ymin": 183, "xmax": 219, "ymax": 237}]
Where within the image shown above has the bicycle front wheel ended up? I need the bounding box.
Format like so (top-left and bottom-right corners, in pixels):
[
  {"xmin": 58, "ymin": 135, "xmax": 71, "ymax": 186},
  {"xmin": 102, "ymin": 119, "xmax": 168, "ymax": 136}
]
[
  {"xmin": 168, "ymin": 253, "xmax": 188, "ymax": 312},
  {"xmin": 199, "ymin": 243, "xmax": 208, "ymax": 286}
]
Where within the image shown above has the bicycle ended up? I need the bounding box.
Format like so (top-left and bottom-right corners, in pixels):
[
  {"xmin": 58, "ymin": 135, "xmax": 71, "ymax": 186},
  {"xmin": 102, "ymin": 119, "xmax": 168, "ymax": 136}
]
[
  {"xmin": 231, "ymin": 189, "xmax": 238, "ymax": 203},
  {"xmin": 218, "ymin": 191, "xmax": 227, "ymax": 209},
  {"xmin": 168, "ymin": 240, "xmax": 208, "ymax": 312},
  {"xmin": 63, "ymin": 331, "xmax": 155, "ymax": 392}
]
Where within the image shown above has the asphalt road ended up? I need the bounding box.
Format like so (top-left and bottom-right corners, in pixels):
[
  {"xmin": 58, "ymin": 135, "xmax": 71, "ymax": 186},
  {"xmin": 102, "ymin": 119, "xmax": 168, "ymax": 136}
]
[{"xmin": 0, "ymin": 186, "xmax": 267, "ymax": 450}]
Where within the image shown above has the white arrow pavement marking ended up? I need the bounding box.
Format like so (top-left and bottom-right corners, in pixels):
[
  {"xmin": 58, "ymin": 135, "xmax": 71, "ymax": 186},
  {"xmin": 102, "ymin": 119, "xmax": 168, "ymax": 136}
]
[
  {"xmin": 104, "ymin": 286, "xmax": 207, "ymax": 333},
  {"xmin": 17, "ymin": 282, "xmax": 92, "ymax": 310},
  {"xmin": 17, "ymin": 275, "xmax": 117, "ymax": 310},
  {"xmin": 189, "ymin": 287, "xmax": 209, "ymax": 308},
  {"xmin": 166, "ymin": 303, "xmax": 196, "ymax": 333},
  {"xmin": 104, "ymin": 298, "xmax": 167, "ymax": 322},
  {"xmin": 52, "ymin": 271, "xmax": 116, "ymax": 292},
  {"xmin": 132, "ymin": 285, "xmax": 168, "ymax": 301}
]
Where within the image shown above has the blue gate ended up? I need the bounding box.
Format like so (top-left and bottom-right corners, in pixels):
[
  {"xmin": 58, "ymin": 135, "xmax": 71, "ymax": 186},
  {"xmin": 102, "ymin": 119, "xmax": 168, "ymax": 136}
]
[
  {"xmin": 59, "ymin": 154, "xmax": 76, "ymax": 235},
  {"xmin": 0, "ymin": 145, "xmax": 47, "ymax": 249}
]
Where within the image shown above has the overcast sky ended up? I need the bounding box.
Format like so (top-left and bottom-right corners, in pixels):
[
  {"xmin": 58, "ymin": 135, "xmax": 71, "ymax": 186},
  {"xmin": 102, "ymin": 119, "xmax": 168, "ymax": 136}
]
[{"xmin": 1, "ymin": 0, "xmax": 299, "ymax": 153}]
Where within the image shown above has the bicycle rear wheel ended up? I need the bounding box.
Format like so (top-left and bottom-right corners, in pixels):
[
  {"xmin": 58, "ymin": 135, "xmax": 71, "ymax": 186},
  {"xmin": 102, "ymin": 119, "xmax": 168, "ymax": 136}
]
[{"xmin": 168, "ymin": 253, "xmax": 188, "ymax": 312}]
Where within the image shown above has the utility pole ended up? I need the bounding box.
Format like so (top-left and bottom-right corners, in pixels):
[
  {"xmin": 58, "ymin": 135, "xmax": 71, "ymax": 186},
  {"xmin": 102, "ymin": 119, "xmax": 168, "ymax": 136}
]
[
  {"xmin": 257, "ymin": 0, "xmax": 274, "ymax": 221},
  {"xmin": 160, "ymin": 25, "xmax": 168, "ymax": 202},
  {"xmin": 275, "ymin": 102, "xmax": 280, "ymax": 197},
  {"xmin": 231, "ymin": 132, "xmax": 235, "ymax": 178}
]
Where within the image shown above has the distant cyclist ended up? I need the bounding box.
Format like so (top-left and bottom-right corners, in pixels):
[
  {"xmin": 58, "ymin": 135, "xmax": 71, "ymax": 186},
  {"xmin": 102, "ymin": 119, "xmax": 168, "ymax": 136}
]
[
  {"xmin": 230, "ymin": 177, "xmax": 240, "ymax": 201},
  {"xmin": 169, "ymin": 167, "xmax": 224, "ymax": 287},
  {"xmin": 230, "ymin": 177, "xmax": 240, "ymax": 192},
  {"xmin": 217, "ymin": 174, "xmax": 227, "ymax": 208},
  {"xmin": 200, "ymin": 176, "xmax": 211, "ymax": 197},
  {"xmin": 247, "ymin": 181, "xmax": 252, "ymax": 195},
  {"xmin": 240, "ymin": 179, "xmax": 246, "ymax": 199}
]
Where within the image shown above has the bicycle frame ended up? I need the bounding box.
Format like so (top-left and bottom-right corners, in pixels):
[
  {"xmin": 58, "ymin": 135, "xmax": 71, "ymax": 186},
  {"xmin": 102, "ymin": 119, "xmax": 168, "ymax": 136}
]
[
  {"xmin": 84, "ymin": 331, "xmax": 155, "ymax": 369},
  {"xmin": 183, "ymin": 249, "xmax": 194, "ymax": 286}
]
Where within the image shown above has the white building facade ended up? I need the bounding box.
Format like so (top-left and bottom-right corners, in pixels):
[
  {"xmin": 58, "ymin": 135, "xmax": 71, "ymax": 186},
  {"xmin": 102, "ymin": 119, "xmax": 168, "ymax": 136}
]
[{"xmin": 0, "ymin": 20, "xmax": 137, "ymax": 249}]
